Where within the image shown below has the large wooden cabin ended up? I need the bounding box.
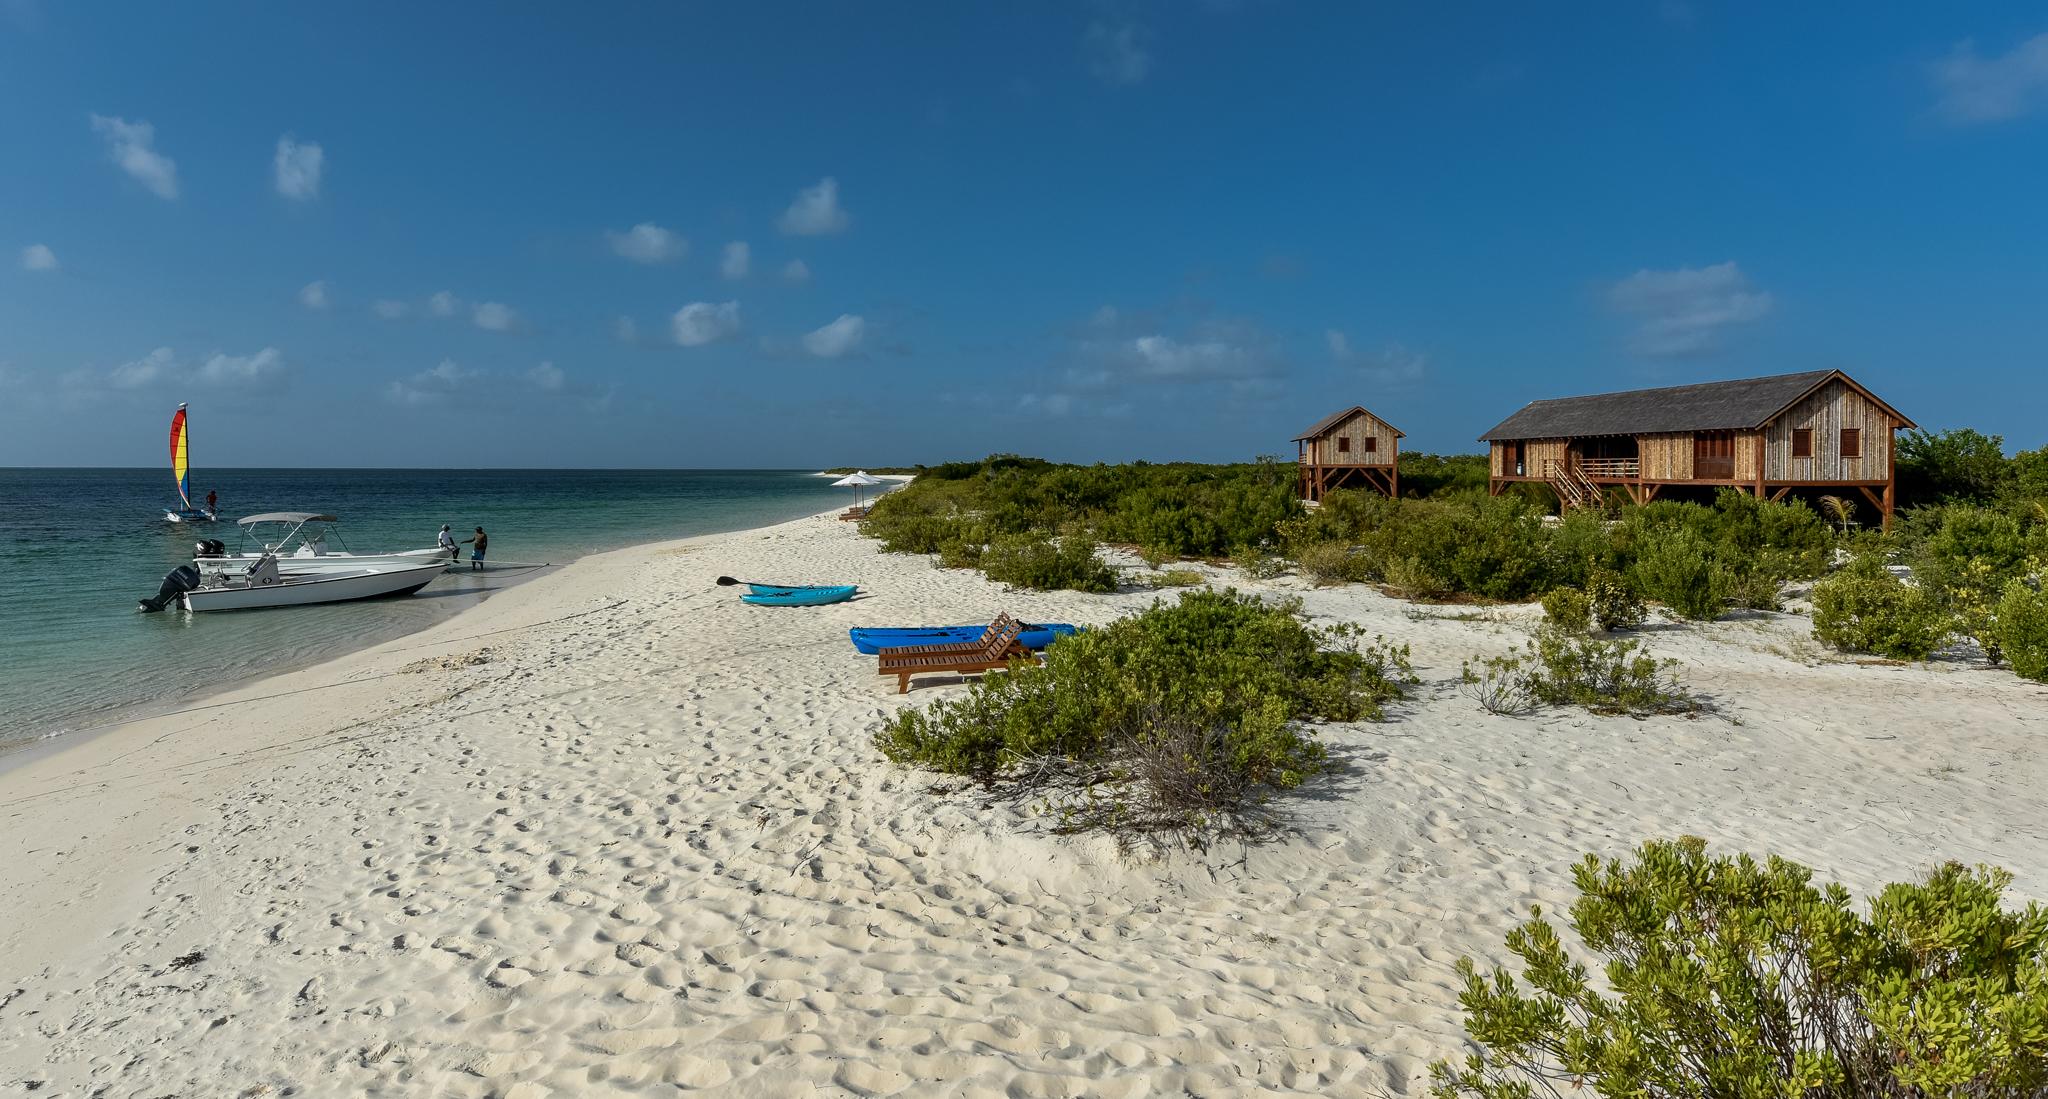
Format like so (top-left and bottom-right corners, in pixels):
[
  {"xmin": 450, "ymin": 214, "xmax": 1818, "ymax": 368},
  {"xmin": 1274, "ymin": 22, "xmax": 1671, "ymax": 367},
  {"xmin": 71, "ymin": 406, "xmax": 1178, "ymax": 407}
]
[
  {"xmin": 1480, "ymin": 369, "xmax": 1916, "ymax": 525},
  {"xmin": 1295, "ymin": 405, "xmax": 1402, "ymax": 502}
]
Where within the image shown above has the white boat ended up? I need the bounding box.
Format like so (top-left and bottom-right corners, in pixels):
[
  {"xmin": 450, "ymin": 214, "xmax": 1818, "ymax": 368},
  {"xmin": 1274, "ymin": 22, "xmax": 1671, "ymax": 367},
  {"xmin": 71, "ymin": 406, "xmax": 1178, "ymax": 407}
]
[
  {"xmin": 174, "ymin": 555, "xmax": 448, "ymax": 612},
  {"xmin": 194, "ymin": 512, "xmax": 451, "ymax": 576}
]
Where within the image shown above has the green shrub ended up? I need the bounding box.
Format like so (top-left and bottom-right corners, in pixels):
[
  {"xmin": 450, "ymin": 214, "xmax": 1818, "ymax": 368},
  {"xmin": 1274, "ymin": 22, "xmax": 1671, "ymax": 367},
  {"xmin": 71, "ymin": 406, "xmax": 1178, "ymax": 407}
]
[
  {"xmin": 1292, "ymin": 541, "xmax": 1364, "ymax": 586},
  {"xmin": 935, "ymin": 539, "xmax": 983, "ymax": 570},
  {"xmin": 1231, "ymin": 544, "xmax": 1284, "ymax": 581},
  {"xmin": 1523, "ymin": 628, "xmax": 1697, "ymax": 717},
  {"xmin": 1997, "ymin": 579, "xmax": 2048, "ymax": 682},
  {"xmin": 1629, "ymin": 527, "xmax": 1727, "ymax": 620},
  {"xmin": 978, "ymin": 535, "xmax": 1117, "ymax": 593},
  {"xmin": 1432, "ymin": 837, "xmax": 2048, "ymax": 1099},
  {"xmin": 1150, "ymin": 568, "xmax": 1203, "ymax": 588},
  {"xmin": 1812, "ymin": 557, "xmax": 1949, "ymax": 661},
  {"xmin": 1539, "ymin": 587, "xmax": 1591, "ymax": 634},
  {"xmin": 1720, "ymin": 563, "xmax": 1784, "ymax": 612},
  {"xmin": 1138, "ymin": 543, "xmax": 1178, "ymax": 569},
  {"xmin": 1587, "ymin": 568, "xmax": 1646, "ymax": 632},
  {"xmin": 875, "ymin": 590, "xmax": 1413, "ymax": 840},
  {"xmin": 1459, "ymin": 654, "xmax": 1536, "ymax": 715},
  {"xmin": 1381, "ymin": 554, "xmax": 1450, "ymax": 600}
]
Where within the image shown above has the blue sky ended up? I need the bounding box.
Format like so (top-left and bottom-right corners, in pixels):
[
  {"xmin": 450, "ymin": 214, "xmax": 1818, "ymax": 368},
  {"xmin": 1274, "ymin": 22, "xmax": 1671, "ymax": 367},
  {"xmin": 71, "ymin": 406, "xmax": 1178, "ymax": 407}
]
[{"xmin": 3, "ymin": 3, "xmax": 2046, "ymax": 469}]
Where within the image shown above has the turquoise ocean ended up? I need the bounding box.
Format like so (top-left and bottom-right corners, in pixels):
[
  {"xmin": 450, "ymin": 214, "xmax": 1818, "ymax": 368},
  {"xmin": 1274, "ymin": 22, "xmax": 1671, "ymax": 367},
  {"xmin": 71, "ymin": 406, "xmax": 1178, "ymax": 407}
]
[{"xmin": 0, "ymin": 468, "xmax": 857, "ymax": 752}]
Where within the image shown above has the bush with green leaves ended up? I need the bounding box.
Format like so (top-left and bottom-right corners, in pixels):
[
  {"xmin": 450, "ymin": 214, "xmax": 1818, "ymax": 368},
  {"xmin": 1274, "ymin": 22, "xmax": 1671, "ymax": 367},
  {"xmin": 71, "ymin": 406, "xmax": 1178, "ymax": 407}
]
[
  {"xmin": 1523, "ymin": 627, "xmax": 1697, "ymax": 717},
  {"xmin": 874, "ymin": 589, "xmax": 1414, "ymax": 841},
  {"xmin": 1231, "ymin": 544, "xmax": 1285, "ymax": 581},
  {"xmin": 1291, "ymin": 541, "xmax": 1367, "ymax": 586},
  {"xmin": 977, "ymin": 535, "xmax": 1117, "ymax": 593},
  {"xmin": 1586, "ymin": 568, "xmax": 1646, "ymax": 632},
  {"xmin": 1628, "ymin": 526, "xmax": 1729, "ymax": 620},
  {"xmin": 1432, "ymin": 837, "xmax": 2048, "ymax": 1099},
  {"xmin": 1459, "ymin": 654, "xmax": 1536, "ymax": 716},
  {"xmin": 1811, "ymin": 556, "xmax": 1949, "ymax": 661},
  {"xmin": 1997, "ymin": 579, "xmax": 2048, "ymax": 683},
  {"xmin": 1538, "ymin": 587, "xmax": 1591, "ymax": 634}
]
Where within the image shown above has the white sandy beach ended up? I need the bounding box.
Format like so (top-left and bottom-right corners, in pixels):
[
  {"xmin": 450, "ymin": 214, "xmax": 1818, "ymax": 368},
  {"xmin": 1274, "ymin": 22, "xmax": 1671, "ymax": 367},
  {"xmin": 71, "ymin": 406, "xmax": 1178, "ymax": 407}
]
[{"xmin": 3, "ymin": 507, "xmax": 2045, "ymax": 1097}]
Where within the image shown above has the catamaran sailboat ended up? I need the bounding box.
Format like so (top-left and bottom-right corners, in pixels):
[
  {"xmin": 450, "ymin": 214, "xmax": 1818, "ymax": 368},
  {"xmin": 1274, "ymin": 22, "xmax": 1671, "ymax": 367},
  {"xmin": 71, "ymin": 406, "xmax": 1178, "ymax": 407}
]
[
  {"xmin": 192, "ymin": 512, "xmax": 452, "ymax": 575},
  {"xmin": 162, "ymin": 403, "xmax": 217, "ymax": 523}
]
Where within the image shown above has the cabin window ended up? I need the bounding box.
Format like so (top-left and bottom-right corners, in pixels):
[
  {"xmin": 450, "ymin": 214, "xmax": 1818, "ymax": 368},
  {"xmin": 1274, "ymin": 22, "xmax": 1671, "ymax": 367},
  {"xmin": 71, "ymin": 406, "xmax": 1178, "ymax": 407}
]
[
  {"xmin": 1840, "ymin": 428, "xmax": 1862, "ymax": 458},
  {"xmin": 1336, "ymin": 437, "xmax": 1350, "ymax": 454},
  {"xmin": 1363, "ymin": 437, "xmax": 1377, "ymax": 453},
  {"xmin": 1792, "ymin": 428, "xmax": 1814, "ymax": 459}
]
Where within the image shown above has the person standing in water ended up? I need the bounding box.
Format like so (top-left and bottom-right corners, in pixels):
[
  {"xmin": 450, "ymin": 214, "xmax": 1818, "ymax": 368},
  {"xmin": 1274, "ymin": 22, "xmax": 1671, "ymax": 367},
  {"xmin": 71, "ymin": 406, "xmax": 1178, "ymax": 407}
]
[
  {"xmin": 461, "ymin": 526, "xmax": 488, "ymax": 571},
  {"xmin": 205, "ymin": 489, "xmax": 218, "ymax": 516},
  {"xmin": 437, "ymin": 524, "xmax": 457, "ymax": 561}
]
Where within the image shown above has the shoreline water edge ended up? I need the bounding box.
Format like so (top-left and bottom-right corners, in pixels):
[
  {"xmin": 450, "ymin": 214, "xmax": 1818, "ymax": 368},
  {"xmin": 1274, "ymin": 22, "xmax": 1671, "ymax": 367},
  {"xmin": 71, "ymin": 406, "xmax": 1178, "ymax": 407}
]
[{"xmin": 3, "ymin": 495, "xmax": 2044, "ymax": 1096}]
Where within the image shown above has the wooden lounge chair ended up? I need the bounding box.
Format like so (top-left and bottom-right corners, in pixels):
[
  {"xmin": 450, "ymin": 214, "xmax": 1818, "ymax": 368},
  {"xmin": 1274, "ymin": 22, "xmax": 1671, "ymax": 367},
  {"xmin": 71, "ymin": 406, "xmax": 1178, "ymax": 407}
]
[
  {"xmin": 872, "ymin": 613, "xmax": 1019, "ymax": 658},
  {"xmin": 879, "ymin": 615, "xmax": 1036, "ymax": 693},
  {"xmin": 838, "ymin": 506, "xmax": 870, "ymax": 521}
]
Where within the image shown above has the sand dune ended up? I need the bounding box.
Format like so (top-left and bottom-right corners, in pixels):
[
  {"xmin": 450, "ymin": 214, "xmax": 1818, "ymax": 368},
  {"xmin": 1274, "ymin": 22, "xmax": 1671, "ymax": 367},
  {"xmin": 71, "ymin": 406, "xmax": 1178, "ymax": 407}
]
[{"xmin": 4, "ymin": 509, "xmax": 2044, "ymax": 1096}]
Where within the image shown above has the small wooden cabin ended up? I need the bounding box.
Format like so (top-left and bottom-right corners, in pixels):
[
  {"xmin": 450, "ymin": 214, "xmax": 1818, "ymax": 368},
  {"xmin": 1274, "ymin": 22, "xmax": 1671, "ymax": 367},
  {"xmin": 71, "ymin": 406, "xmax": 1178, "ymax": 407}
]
[
  {"xmin": 1295, "ymin": 405, "xmax": 1403, "ymax": 501},
  {"xmin": 1479, "ymin": 369, "xmax": 1916, "ymax": 525}
]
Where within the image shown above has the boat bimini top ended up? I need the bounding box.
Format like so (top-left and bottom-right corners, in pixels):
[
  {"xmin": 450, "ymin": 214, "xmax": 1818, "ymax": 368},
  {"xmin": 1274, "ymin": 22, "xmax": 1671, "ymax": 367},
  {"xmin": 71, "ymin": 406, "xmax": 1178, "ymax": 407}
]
[{"xmin": 238, "ymin": 512, "xmax": 340, "ymax": 525}]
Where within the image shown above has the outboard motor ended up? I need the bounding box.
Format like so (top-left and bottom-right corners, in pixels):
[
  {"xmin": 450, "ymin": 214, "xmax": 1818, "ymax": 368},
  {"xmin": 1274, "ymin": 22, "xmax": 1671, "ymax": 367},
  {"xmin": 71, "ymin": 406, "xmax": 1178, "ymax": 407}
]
[
  {"xmin": 194, "ymin": 538, "xmax": 226, "ymax": 558},
  {"xmin": 140, "ymin": 565, "xmax": 202, "ymax": 613}
]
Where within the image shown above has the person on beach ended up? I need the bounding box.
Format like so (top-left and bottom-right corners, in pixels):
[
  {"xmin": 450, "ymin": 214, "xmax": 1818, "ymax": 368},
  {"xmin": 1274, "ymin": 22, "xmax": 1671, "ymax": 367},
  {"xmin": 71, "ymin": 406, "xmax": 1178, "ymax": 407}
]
[
  {"xmin": 461, "ymin": 526, "xmax": 488, "ymax": 571},
  {"xmin": 437, "ymin": 524, "xmax": 457, "ymax": 561}
]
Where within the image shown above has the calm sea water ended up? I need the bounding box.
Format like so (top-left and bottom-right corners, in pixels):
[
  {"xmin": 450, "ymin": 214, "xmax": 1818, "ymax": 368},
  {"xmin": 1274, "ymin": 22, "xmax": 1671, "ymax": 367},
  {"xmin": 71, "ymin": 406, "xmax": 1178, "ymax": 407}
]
[{"xmin": 0, "ymin": 468, "xmax": 856, "ymax": 750}]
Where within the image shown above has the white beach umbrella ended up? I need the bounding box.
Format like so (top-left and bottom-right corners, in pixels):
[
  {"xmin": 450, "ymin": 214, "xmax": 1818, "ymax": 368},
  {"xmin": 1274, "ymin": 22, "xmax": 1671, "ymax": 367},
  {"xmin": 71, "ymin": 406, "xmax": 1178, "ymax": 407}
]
[{"xmin": 831, "ymin": 470, "xmax": 885, "ymax": 510}]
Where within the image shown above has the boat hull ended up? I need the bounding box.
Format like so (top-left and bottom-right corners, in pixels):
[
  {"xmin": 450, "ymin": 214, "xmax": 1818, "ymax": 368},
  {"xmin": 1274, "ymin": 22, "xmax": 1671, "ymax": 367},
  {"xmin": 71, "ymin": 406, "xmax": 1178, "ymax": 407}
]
[
  {"xmin": 849, "ymin": 623, "xmax": 1078, "ymax": 655},
  {"xmin": 195, "ymin": 547, "xmax": 452, "ymax": 576},
  {"xmin": 165, "ymin": 508, "xmax": 217, "ymax": 524},
  {"xmin": 741, "ymin": 584, "xmax": 859, "ymax": 607},
  {"xmin": 180, "ymin": 561, "xmax": 447, "ymax": 612}
]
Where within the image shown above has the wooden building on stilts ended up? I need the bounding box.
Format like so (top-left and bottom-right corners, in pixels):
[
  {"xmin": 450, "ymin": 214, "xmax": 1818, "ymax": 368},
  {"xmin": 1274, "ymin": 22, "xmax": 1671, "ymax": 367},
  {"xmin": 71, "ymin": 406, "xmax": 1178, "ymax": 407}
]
[
  {"xmin": 1479, "ymin": 369, "xmax": 1915, "ymax": 527},
  {"xmin": 1295, "ymin": 406, "xmax": 1402, "ymax": 502}
]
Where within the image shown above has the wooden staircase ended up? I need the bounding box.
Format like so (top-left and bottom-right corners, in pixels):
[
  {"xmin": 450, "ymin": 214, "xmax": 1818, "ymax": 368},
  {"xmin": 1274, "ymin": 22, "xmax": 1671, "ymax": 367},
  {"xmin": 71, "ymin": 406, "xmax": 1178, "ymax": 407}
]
[{"xmin": 1544, "ymin": 459, "xmax": 1605, "ymax": 511}]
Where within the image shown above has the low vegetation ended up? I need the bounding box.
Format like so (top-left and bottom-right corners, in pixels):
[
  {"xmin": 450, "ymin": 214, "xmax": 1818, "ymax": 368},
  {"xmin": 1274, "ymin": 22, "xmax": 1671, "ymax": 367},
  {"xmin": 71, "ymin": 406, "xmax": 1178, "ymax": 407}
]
[
  {"xmin": 1462, "ymin": 626, "xmax": 1697, "ymax": 719},
  {"xmin": 874, "ymin": 589, "xmax": 1414, "ymax": 845},
  {"xmin": 1432, "ymin": 837, "xmax": 2048, "ymax": 1099}
]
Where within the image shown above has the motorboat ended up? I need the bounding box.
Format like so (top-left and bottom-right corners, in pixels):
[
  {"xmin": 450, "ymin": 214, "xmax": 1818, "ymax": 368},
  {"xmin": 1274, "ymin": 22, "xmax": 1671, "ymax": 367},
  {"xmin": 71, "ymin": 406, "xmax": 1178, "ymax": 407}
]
[
  {"xmin": 162, "ymin": 404, "xmax": 217, "ymax": 523},
  {"xmin": 194, "ymin": 512, "xmax": 452, "ymax": 576},
  {"xmin": 140, "ymin": 553, "xmax": 447, "ymax": 613}
]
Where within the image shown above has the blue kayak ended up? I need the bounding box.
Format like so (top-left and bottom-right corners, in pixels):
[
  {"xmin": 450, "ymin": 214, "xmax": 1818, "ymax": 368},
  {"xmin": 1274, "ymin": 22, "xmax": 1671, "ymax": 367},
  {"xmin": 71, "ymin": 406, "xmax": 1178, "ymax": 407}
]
[
  {"xmin": 741, "ymin": 584, "xmax": 859, "ymax": 607},
  {"xmin": 849, "ymin": 622, "xmax": 1079, "ymax": 654}
]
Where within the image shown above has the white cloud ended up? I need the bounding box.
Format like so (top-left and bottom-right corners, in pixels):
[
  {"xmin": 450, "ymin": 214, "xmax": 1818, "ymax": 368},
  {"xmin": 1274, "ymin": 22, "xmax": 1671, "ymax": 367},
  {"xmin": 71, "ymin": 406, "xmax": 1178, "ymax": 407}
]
[
  {"xmin": 671, "ymin": 301, "xmax": 742, "ymax": 346},
  {"xmin": 89, "ymin": 114, "xmax": 178, "ymax": 199},
  {"xmin": 298, "ymin": 280, "xmax": 330, "ymax": 309},
  {"xmin": 721, "ymin": 240, "xmax": 751, "ymax": 280},
  {"xmin": 615, "ymin": 315, "xmax": 638, "ymax": 343},
  {"xmin": 1358, "ymin": 344, "xmax": 1428, "ymax": 387},
  {"xmin": 778, "ymin": 177, "xmax": 849, "ymax": 236},
  {"xmin": 1325, "ymin": 328, "xmax": 1352, "ymax": 360},
  {"xmin": 472, "ymin": 301, "xmax": 518, "ymax": 331},
  {"xmin": 386, "ymin": 359, "xmax": 479, "ymax": 406},
  {"xmin": 428, "ymin": 291, "xmax": 458, "ymax": 317},
  {"xmin": 110, "ymin": 347, "xmax": 176, "ymax": 388},
  {"xmin": 99, "ymin": 346, "xmax": 283, "ymax": 389},
  {"xmin": 802, "ymin": 314, "xmax": 866, "ymax": 358},
  {"xmin": 197, "ymin": 347, "xmax": 283, "ymax": 384},
  {"xmin": 1083, "ymin": 22, "xmax": 1152, "ymax": 86},
  {"xmin": 372, "ymin": 299, "xmax": 409, "ymax": 320},
  {"xmin": 1607, "ymin": 261, "xmax": 1774, "ymax": 358},
  {"xmin": 527, "ymin": 361, "xmax": 564, "ymax": 390},
  {"xmin": 781, "ymin": 259, "xmax": 812, "ymax": 285},
  {"xmin": 21, "ymin": 244, "xmax": 56, "ymax": 271},
  {"xmin": 1128, "ymin": 334, "xmax": 1258, "ymax": 379},
  {"xmin": 1930, "ymin": 32, "xmax": 2048, "ymax": 124},
  {"xmin": 608, "ymin": 222, "xmax": 686, "ymax": 263},
  {"xmin": 274, "ymin": 136, "xmax": 324, "ymax": 200}
]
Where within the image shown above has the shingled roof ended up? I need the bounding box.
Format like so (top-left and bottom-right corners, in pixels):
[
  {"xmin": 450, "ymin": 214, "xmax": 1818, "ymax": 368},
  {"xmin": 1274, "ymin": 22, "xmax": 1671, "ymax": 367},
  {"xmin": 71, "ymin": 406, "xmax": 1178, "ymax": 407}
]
[
  {"xmin": 1477, "ymin": 370, "xmax": 1903, "ymax": 442},
  {"xmin": 1293, "ymin": 405, "xmax": 1405, "ymax": 441}
]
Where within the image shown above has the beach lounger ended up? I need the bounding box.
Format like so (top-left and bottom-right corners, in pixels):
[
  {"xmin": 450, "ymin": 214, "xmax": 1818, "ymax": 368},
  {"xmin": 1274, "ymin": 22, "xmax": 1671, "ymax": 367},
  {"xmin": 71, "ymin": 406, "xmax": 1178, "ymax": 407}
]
[
  {"xmin": 878, "ymin": 615, "xmax": 1036, "ymax": 693},
  {"xmin": 871, "ymin": 613, "xmax": 1018, "ymax": 657},
  {"xmin": 837, "ymin": 506, "xmax": 870, "ymax": 521}
]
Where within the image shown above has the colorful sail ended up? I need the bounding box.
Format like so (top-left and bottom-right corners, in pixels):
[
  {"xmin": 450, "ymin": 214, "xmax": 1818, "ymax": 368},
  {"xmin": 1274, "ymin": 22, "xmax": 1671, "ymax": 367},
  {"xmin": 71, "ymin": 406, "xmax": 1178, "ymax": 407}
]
[{"xmin": 169, "ymin": 404, "xmax": 192, "ymax": 511}]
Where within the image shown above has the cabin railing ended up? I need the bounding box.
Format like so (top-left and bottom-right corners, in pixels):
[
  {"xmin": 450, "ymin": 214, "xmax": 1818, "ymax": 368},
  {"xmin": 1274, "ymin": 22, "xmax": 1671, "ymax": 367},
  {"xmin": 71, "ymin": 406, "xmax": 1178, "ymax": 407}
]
[
  {"xmin": 1577, "ymin": 457, "xmax": 1641, "ymax": 479},
  {"xmin": 1540, "ymin": 458, "xmax": 1608, "ymax": 510}
]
